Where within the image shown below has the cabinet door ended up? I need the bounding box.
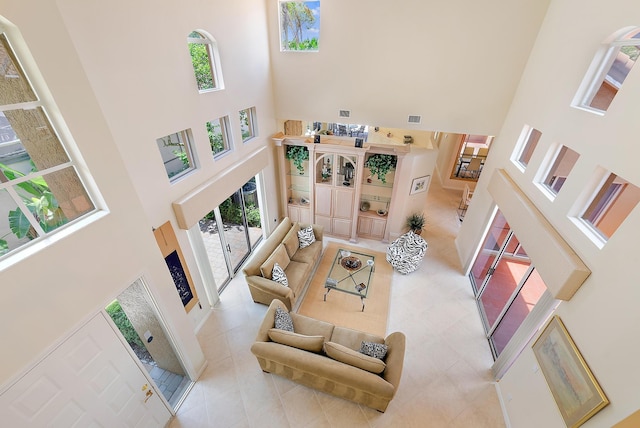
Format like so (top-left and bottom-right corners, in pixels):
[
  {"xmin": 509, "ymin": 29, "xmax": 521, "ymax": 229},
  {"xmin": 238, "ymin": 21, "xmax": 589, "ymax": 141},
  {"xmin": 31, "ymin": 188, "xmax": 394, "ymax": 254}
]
[
  {"xmin": 332, "ymin": 218, "xmax": 352, "ymax": 237},
  {"xmin": 333, "ymin": 188, "xmax": 354, "ymax": 219},
  {"xmin": 370, "ymin": 218, "xmax": 387, "ymax": 239},
  {"xmin": 315, "ymin": 186, "xmax": 332, "ymax": 217},
  {"xmin": 298, "ymin": 207, "xmax": 311, "ymax": 224},
  {"xmin": 288, "ymin": 205, "xmax": 300, "ymax": 223},
  {"xmin": 357, "ymin": 216, "xmax": 373, "ymax": 235},
  {"xmin": 314, "ymin": 215, "xmax": 332, "ymax": 233}
]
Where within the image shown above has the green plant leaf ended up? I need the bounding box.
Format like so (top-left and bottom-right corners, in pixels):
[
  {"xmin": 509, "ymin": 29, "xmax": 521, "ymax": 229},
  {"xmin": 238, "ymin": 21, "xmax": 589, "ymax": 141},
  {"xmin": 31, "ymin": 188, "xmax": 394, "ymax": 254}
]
[{"xmin": 9, "ymin": 209, "xmax": 33, "ymax": 239}]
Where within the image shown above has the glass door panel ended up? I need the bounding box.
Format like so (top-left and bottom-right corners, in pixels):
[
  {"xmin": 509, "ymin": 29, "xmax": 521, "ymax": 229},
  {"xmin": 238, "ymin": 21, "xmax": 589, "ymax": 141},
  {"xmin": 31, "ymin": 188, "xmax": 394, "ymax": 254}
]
[
  {"xmin": 219, "ymin": 191, "xmax": 251, "ymax": 273},
  {"xmin": 241, "ymin": 177, "xmax": 262, "ymax": 249},
  {"xmin": 478, "ymin": 235, "xmax": 530, "ymax": 328},
  {"xmin": 199, "ymin": 209, "xmax": 230, "ymax": 290},
  {"xmin": 470, "ymin": 211, "xmax": 510, "ymax": 292},
  {"xmin": 489, "ymin": 268, "xmax": 546, "ymax": 357}
]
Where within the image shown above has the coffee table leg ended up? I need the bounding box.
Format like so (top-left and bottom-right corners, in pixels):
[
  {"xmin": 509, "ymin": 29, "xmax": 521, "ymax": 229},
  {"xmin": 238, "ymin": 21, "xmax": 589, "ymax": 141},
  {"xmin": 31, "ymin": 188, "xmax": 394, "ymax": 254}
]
[
  {"xmin": 361, "ymin": 296, "xmax": 365, "ymax": 312},
  {"xmin": 324, "ymin": 288, "xmax": 331, "ymax": 301}
]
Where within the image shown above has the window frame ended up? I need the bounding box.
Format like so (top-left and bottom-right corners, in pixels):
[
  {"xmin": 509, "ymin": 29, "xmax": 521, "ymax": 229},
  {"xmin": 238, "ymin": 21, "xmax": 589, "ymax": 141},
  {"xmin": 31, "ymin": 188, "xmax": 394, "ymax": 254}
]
[
  {"xmin": 239, "ymin": 107, "xmax": 257, "ymax": 143},
  {"xmin": 511, "ymin": 125, "xmax": 542, "ymax": 171},
  {"xmin": 536, "ymin": 144, "xmax": 580, "ymax": 200},
  {"xmin": 206, "ymin": 115, "xmax": 233, "ymax": 159},
  {"xmin": 573, "ymin": 27, "xmax": 640, "ymax": 114},
  {"xmin": 156, "ymin": 129, "xmax": 198, "ymax": 183},
  {"xmin": 187, "ymin": 30, "xmax": 224, "ymax": 93},
  {"xmin": 0, "ymin": 28, "xmax": 100, "ymax": 260}
]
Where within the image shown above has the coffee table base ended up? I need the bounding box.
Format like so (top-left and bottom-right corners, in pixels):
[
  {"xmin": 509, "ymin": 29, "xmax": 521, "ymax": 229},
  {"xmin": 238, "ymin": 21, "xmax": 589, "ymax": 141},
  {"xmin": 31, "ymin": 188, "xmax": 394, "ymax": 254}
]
[{"xmin": 323, "ymin": 287, "xmax": 366, "ymax": 311}]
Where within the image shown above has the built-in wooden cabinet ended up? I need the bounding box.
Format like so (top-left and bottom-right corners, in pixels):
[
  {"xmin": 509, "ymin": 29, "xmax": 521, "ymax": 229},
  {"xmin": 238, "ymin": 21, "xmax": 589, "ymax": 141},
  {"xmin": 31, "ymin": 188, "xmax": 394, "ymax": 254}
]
[{"xmin": 273, "ymin": 134, "xmax": 405, "ymax": 242}]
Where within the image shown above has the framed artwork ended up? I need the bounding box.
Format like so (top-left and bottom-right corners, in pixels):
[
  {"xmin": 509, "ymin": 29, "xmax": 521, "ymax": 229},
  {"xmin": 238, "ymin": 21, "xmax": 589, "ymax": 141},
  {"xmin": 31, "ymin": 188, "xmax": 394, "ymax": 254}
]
[
  {"xmin": 532, "ymin": 316, "xmax": 609, "ymax": 428},
  {"xmin": 354, "ymin": 138, "xmax": 363, "ymax": 148},
  {"xmin": 410, "ymin": 175, "xmax": 430, "ymax": 195}
]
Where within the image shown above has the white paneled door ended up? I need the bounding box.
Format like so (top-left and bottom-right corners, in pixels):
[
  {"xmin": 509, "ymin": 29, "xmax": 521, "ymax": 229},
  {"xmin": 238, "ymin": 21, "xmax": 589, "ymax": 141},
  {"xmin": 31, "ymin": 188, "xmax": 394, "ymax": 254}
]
[{"xmin": 0, "ymin": 313, "xmax": 172, "ymax": 427}]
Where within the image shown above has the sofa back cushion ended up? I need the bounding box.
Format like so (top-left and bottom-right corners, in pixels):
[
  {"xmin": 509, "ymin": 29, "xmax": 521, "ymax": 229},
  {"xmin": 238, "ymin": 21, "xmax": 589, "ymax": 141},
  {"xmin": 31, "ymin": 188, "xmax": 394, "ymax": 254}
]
[
  {"xmin": 330, "ymin": 326, "xmax": 385, "ymax": 350},
  {"xmin": 290, "ymin": 313, "xmax": 335, "ymax": 342},
  {"xmin": 260, "ymin": 244, "xmax": 290, "ymax": 279},
  {"xmin": 268, "ymin": 329, "xmax": 324, "ymax": 353},
  {"xmin": 324, "ymin": 341, "xmax": 386, "ymax": 374},
  {"xmin": 242, "ymin": 217, "xmax": 292, "ymax": 277},
  {"xmin": 282, "ymin": 222, "xmax": 301, "ymax": 258}
]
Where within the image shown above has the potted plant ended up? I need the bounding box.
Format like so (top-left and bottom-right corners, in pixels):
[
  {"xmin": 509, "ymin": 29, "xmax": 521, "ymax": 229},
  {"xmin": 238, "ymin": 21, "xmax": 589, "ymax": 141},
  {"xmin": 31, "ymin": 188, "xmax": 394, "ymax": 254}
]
[
  {"xmin": 285, "ymin": 145, "xmax": 309, "ymax": 174},
  {"xmin": 406, "ymin": 212, "xmax": 426, "ymax": 235},
  {"xmin": 365, "ymin": 154, "xmax": 397, "ymax": 183}
]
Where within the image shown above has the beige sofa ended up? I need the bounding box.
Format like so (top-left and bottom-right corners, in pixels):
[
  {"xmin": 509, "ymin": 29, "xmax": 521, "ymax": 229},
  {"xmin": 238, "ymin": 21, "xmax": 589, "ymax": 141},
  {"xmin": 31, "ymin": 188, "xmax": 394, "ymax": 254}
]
[
  {"xmin": 251, "ymin": 299, "xmax": 406, "ymax": 412},
  {"xmin": 242, "ymin": 217, "xmax": 323, "ymax": 310}
]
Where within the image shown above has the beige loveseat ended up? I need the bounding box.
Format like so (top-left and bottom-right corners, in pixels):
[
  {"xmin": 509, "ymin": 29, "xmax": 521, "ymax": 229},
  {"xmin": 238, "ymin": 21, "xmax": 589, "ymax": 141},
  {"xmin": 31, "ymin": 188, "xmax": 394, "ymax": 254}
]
[
  {"xmin": 251, "ymin": 299, "xmax": 406, "ymax": 412},
  {"xmin": 242, "ymin": 217, "xmax": 323, "ymax": 310}
]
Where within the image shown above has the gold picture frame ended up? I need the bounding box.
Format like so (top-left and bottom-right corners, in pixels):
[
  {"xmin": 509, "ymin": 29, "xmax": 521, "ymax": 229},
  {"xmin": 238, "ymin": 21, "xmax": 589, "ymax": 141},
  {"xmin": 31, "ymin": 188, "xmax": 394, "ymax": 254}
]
[{"xmin": 532, "ymin": 316, "xmax": 609, "ymax": 427}]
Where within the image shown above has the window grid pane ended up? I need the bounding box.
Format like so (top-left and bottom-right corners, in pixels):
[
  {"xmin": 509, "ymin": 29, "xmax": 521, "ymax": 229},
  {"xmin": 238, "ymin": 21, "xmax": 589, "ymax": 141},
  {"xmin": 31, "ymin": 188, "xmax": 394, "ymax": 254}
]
[
  {"xmin": 0, "ymin": 34, "xmax": 37, "ymax": 104},
  {"xmin": 517, "ymin": 127, "xmax": 541, "ymax": 167},
  {"xmin": 239, "ymin": 108, "xmax": 256, "ymax": 142},
  {"xmin": 156, "ymin": 130, "xmax": 196, "ymax": 181},
  {"xmin": 188, "ymin": 31, "xmax": 216, "ymax": 91},
  {"xmin": 206, "ymin": 117, "xmax": 231, "ymax": 157}
]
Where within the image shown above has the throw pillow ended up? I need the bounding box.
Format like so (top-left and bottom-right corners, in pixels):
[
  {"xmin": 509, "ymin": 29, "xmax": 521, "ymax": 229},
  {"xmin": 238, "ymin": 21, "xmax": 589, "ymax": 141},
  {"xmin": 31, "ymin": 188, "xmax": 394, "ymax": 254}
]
[
  {"xmin": 324, "ymin": 342, "xmax": 386, "ymax": 374},
  {"xmin": 274, "ymin": 306, "xmax": 294, "ymax": 332},
  {"xmin": 298, "ymin": 225, "xmax": 316, "ymax": 249},
  {"xmin": 260, "ymin": 244, "xmax": 290, "ymax": 279},
  {"xmin": 268, "ymin": 329, "xmax": 324, "ymax": 353},
  {"xmin": 360, "ymin": 341, "xmax": 388, "ymax": 360},
  {"xmin": 271, "ymin": 262, "xmax": 288, "ymax": 287}
]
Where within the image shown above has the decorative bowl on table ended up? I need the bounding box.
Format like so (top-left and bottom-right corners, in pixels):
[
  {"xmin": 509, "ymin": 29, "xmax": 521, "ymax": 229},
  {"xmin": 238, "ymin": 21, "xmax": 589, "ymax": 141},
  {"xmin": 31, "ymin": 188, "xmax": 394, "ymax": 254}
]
[
  {"xmin": 377, "ymin": 209, "xmax": 388, "ymax": 216},
  {"xmin": 341, "ymin": 256, "xmax": 362, "ymax": 270},
  {"xmin": 360, "ymin": 201, "xmax": 370, "ymax": 212}
]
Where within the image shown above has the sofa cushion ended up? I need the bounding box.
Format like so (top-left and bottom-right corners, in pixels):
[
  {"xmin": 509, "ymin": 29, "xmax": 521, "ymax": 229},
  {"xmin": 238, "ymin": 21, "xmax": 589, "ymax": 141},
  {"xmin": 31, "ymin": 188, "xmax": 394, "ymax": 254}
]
[
  {"xmin": 272, "ymin": 262, "xmax": 288, "ymax": 287},
  {"xmin": 274, "ymin": 307, "xmax": 294, "ymax": 331},
  {"xmin": 282, "ymin": 223, "xmax": 301, "ymax": 258},
  {"xmin": 324, "ymin": 342, "xmax": 386, "ymax": 374},
  {"xmin": 268, "ymin": 329, "xmax": 324, "ymax": 353},
  {"xmin": 298, "ymin": 225, "xmax": 316, "ymax": 248},
  {"xmin": 330, "ymin": 326, "xmax": 385, "ymax": 350},
  {"xmin": 290, "ymin": 313, "xmax": 335, "ymax": 342},
  {"xmin": 260, "ymin": 244, "xmax": 290, "ymax": 279},
  {"xmin": 360, "ymin": 341, "xmax": 388, "ymax": 360},
  {"xmin": 290, "ymin": 240, "xmax": 322, "ymax": 265}
]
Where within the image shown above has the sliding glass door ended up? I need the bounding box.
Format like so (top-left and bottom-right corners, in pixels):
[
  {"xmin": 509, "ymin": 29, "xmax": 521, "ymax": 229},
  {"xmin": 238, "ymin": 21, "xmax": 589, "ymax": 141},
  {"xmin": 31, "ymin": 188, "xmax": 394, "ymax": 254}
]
[
  {"xmin": 198, "ymin": 177, "xmax": 262, "ymax": 292},
  {"xmin": 470, "ymin": 210, "xmax": 548, "ymax": 358}
]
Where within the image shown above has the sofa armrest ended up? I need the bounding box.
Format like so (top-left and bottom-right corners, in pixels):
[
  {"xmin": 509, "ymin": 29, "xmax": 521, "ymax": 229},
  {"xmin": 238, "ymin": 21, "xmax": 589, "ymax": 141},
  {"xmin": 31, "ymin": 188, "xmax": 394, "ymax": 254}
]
[
  {"xmin": 254, "ymin": 299, "xmax": 288, "ymax": 342},
  {"xmin": 246, "ymin": 275, "xmax": 295, "ymax": 309},
  {"xmin": 382, "ymin": 332, "xmax": 406, "ymax": 390}
]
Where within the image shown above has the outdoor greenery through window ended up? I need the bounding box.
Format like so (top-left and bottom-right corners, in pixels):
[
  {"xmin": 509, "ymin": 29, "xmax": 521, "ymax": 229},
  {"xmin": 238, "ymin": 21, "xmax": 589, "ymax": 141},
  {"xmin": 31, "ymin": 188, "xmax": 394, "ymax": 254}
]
[
  {"xmin": 575, "ymin": 27, "xmax": 640, "ymax": 113},
  {"xmin": 187, "ymin": 30, "xmax": 223, "ymax": 92},
  {"xmin": 279, "ymin": 1, "xmax": 320, "ymax": 51},
  {"xmin": 206, "ymin": 116, "xmax": 232, "ymax": 158},
  {"xmin": 239, "ymin": 107, "xmax": 257, "ymax": 142},
  {"xmin": 156, "ymin": 129, "xmax": 196, "ymax": 181},
  {"xmin": 0, "ymin": 32, "xmax": 96, "ymax": 258}
]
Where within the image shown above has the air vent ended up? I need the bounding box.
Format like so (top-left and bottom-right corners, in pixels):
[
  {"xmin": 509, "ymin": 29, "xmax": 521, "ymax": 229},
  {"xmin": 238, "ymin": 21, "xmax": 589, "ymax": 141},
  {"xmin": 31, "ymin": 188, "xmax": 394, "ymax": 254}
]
[
  {"xmin": 339, "ymin": 110, "xmax": 351, "ymax": 118},
  {"xmin": 408, "ymin": 115, "xmax": 421, "ymax": 124}
]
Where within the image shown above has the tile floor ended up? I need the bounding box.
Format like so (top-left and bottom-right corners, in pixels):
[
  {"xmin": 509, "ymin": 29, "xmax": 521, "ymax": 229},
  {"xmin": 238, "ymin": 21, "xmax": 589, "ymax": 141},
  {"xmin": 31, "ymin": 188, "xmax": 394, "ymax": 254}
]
[{"xmin": 169, "ymin": 174, "xmax": 506, "ymax": 427}]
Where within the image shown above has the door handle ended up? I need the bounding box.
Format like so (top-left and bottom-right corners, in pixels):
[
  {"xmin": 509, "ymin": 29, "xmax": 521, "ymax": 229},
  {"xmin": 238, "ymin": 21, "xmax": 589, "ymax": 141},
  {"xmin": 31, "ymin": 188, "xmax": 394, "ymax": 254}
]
[
  {"xmin": 227, "ymin": 244, "xmax": 231, "ymax": 253},
  {"xmin": 144, "ymin": 389, "xmax": 154, "ymax": 403}
]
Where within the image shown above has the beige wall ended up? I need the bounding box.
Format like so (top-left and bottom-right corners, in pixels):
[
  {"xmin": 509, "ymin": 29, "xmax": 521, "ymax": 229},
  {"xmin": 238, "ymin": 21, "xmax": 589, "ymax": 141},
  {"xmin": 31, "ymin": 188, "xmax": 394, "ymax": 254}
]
[
  {"xmin": 267, "ymin": 0, "xmax": 551, "ymax": 135},
  {"xmin": 0, "ymin": 0, "xmax": 278, "ymax": 385},
  {"xmin": 456, "ymin": 0, "xmax": 640, "ymax": 426}
]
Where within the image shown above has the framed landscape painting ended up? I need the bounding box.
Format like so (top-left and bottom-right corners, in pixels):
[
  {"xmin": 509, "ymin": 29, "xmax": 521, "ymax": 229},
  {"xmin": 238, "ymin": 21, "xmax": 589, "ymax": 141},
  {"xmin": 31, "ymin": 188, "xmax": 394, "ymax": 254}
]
[{"xmin": 532, "ymin": 316, "xmax": 609, "ymax": 427}]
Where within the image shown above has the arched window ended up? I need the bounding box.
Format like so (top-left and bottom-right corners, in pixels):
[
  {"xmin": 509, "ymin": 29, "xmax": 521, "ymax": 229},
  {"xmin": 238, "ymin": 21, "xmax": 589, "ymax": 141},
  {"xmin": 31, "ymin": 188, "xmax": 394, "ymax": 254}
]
[
  {"xmin": 187, "ymin": 30, "xmax": 224, "ymax": 92},
  {"xmin": 0, "ymin": 26, "xmax": 99, "ymax": 258},
  {"xmin": 574, "ymin": 27, "xmax": 640, "ymax": 113}
]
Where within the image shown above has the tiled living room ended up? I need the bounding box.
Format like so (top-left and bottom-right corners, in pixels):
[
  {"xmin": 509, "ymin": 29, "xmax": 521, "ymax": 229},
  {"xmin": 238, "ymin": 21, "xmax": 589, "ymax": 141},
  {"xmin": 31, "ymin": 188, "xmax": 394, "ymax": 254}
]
[{"xmin": 169, "ymin": 174, "xmax": 505, "ymax": 428}]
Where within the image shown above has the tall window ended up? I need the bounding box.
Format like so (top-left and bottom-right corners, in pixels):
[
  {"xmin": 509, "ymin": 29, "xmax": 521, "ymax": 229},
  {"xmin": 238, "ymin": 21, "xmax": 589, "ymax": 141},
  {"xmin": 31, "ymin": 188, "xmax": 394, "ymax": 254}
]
[
  {"xmin": 187, "ymin": 30, "xmax": 224, "ymax": 92},
  {"xmin": 513, "ymin": 125, "xmax": 542, "ymax": 169},
  {"xmin": 206, "ymin": 116, "xmax": 232, "ymax": 158},
  {"xmin": 156, "ymin": 129, "xmax": 196, "ymax": 182},
  {"xmin": 540, "ymin": 145, "xmax": 580, "ymax": 196},
  {"xmin": 279, "ymin": 1, "xmax": 320, "ymax": 51},
  {"xmin": 580, "ymin": 172, "xmax": 640, "ymax": 241},
  {"xmin": 239, "ymin": 107, "xmax": 257, "ymax": 142},
  {"xmin": 574, "ymin": 27, "xmax": 640, "ymax": 113},
  {"xmin": 0, "ymin": 32, "xmax": 97, "ymax": 258}
]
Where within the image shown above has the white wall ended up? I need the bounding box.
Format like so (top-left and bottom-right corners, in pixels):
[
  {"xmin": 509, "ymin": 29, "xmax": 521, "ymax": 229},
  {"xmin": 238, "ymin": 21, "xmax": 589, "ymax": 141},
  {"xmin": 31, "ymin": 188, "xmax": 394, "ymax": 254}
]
[
  {"xmin": 267, "ymin": 0, "xmax": 551, "ymax": 135},
  {"xmin": 457, "ymin": 0, "xmax": 640, "ymax": 426},
  {"xmin": 0, "ymin": 0, "xmax": 278, "ymax": 386}
]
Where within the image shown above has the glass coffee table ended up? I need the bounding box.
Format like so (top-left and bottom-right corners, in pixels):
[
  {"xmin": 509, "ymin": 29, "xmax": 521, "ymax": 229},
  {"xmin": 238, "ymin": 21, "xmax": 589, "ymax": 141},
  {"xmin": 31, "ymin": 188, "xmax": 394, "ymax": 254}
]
[{"xmin": 324, "ymin": 248, "xmax": 375, "ymax": 311}]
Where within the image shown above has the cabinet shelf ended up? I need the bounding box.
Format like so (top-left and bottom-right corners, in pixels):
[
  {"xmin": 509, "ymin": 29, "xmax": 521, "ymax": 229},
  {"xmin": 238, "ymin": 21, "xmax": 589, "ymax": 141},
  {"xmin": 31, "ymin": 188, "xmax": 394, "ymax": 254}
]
[
  {"xmin": 362, "ymin": 180, "xmax": 394, "ymax": 188},
  {"xmin": 288, "ymin": 184, "xmax": 309, "ymax": 192}
]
